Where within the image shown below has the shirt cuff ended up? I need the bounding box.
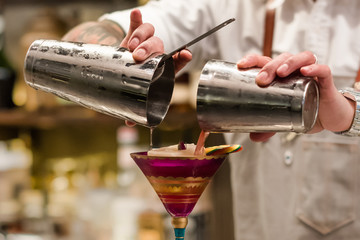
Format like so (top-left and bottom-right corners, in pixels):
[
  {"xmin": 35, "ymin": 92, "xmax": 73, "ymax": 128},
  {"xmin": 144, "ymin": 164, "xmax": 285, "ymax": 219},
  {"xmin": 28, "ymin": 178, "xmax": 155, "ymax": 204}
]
[{"xmin": 335, "ymin": 88, "xmax": 360, "ymax": 137}]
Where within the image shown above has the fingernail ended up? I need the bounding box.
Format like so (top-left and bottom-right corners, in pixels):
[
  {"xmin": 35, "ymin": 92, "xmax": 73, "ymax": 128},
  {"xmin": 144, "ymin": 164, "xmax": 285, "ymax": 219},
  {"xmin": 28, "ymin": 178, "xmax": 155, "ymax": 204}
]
[
  {"xmin": 237, "ymin": 59, "xmax": 247, "ymax": 66},
  {"xmin": 278, "ymin": 64, "xmax": 288, "ymax": 73},
  {"xmin": 129, "ymin": 38, "xmax": 139, "ymax": 50},
  {"xmin": 301, "ymin": 66, "xmax": 310, "ymax": 72},
  {"xmin": 134, "ymin": 48, "xmax": 146, "ymax": 59},
  {"xmin": 256, "ymin": 71, "xmax": 268, "ymax": 82}
]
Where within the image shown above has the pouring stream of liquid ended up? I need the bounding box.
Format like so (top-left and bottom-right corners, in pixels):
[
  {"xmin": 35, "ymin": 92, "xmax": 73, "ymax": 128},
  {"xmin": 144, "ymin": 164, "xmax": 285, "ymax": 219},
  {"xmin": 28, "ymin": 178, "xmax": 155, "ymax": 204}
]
[{"xmin": 194, "ymin": 130, "xmax": 210, "ymax": 155}]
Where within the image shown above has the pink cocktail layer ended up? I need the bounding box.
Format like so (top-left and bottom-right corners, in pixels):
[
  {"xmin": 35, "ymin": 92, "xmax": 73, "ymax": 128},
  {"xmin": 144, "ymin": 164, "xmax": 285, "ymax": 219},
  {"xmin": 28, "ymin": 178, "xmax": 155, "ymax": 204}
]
[{"xmin": 131, "ymin": 152, "xmax": 226, "ymax": 217}]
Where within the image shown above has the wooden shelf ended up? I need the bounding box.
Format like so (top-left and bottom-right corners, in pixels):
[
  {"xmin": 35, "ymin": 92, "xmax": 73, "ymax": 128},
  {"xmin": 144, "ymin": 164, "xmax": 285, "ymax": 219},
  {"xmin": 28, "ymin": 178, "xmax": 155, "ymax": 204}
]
[
  {"xmin": 0, "ymin": 103, "xmax": 198, "ymax": 132},
  {"xmin": 0, "ymin": 105, "xmax": 124, "ymax": 129}
]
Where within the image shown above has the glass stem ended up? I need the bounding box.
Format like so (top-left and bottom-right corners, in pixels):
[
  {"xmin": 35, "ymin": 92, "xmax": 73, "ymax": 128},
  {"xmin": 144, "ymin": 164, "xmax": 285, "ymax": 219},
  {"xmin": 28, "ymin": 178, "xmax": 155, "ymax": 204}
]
[
  {"xmin": 174, "ymin": 228, "xmax": 186, "ymax": 239},
  {"xmin": 171, "ymin": 217, "xmax": 188, "ymax": 240}
]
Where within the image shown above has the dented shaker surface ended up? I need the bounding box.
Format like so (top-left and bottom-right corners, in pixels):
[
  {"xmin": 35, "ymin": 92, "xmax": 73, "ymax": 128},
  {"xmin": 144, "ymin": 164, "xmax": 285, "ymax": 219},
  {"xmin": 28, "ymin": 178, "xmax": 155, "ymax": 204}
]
[
  {"xmin": 196, "ymin": 60, "xmax": 319, "ymax": 133},
  {"xmin": 24, "ymin": 39, "xmax": 175, "ymax": 127}
]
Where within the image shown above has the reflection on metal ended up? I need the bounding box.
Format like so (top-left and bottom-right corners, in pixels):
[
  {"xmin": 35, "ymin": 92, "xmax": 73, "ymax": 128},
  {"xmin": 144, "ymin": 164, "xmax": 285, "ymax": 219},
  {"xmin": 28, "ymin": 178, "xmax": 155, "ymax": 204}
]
[
  {"xmin": 197, "ymin": 60, "xmax": 319, "ymax": 133},
  {"xmin": 24, "ymin": 39, "xmax": 175, "ymax": 127}
]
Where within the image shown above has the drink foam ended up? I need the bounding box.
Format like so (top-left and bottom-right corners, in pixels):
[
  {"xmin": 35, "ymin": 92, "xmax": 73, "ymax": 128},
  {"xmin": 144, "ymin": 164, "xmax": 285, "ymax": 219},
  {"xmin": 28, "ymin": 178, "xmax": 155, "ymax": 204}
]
[{"xmin": 147, "ymin": 144, "xmax": 203, "ymax": 157}]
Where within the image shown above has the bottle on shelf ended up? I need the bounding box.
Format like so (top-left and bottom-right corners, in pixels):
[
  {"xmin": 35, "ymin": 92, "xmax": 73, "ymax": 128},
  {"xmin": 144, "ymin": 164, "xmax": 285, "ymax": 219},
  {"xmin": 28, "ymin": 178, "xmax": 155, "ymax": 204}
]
[
  {"xmin": 0, "ymin": 11, "xmax": 15, "ymax": 109},
  {"xmin": 17, "ymin": 8, "xmax": 67, "ymax": 110}
]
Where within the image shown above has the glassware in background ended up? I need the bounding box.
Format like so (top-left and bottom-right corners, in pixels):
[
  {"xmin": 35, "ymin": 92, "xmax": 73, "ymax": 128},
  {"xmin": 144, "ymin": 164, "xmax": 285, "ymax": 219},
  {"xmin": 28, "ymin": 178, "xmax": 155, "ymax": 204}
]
[
  {"xmin": 116, "ymin": 126, "xmax": 142, "ymax": 191},
  {"xmin": 138, "ymin": 211, "xmax": 165, "ymax": 240},
  {"xmin": 137, "ymin": 0, "xmax": 150, "ymax": 5},
  {"xmin": 19, "ymin": 189, "xmax": 52, "ymax": 237},
  {"xmin": 46, "ymin": 153, "xmax": 117, "ymax": 240},
  {"xmin": 113, "ymin": 126, "xmax": 165, "ymax": 240},
  {"xmin": 113, "ymin": 126, "xmax": 146, "ymax": 240},
  {"xmin": 0, "ymin": 138, "xmax": 33, "ymax": 236},
  {"xmin": 0, "ymin": 9, "xmax": 15, "ymax": 109},
  {"xmin": 15, "ymin": 8, "xmax": 67, "ymax": 110}
]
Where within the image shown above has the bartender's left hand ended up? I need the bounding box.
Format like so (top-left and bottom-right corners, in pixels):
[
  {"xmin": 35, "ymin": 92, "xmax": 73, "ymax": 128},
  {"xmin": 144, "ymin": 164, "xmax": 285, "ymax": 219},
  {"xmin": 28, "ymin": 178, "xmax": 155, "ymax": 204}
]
[{"xmin": 237, "ymin": 51, "xmax": 355, "ymax": 142}]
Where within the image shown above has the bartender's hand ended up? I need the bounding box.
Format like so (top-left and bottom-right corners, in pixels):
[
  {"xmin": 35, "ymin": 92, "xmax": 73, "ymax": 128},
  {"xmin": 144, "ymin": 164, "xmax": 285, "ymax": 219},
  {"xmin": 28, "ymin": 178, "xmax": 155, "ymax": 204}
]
[
  {"xmin": 237, "ymin": 51, "xmax": 355, "ymax": 142},
  {"xmin": 119, "ymin": 9, "xmax": 192, "ymax": 127},
  {"xmin": 63, "ymin": 9, "xmax": 192, "ymax": 70},
  {"xmin": 63, "ymin": 9, "xmax": 192, "ymax": 127}
]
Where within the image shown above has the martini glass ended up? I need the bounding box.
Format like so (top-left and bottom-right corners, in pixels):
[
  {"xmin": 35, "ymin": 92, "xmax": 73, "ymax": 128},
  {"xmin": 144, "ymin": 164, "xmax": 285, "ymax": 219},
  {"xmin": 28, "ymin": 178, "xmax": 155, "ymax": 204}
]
[{"xmin": 130, "ymin": 151, "xmax": 227, "ymax": 240}]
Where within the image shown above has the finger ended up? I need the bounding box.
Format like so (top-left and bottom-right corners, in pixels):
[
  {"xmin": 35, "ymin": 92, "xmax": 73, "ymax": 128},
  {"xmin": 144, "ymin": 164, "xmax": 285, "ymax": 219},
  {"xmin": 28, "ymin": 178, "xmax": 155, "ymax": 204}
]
[
  {"xmin": 237, "ymin": 54, "xmax": 272, "ymax": 68},
  {"xmin": 256, "ymin": 52, "xmax": 293, "ymax": 87},
  {"xmin": 300, "ymin": 64, "xmax": 335, "ymax": 93},
  {"xmin": 173, "ymin": 49, "xmax": 192, "ymax": 73},
  {"xmin": 132, "ymin": 36, "xmax": 164, "ymax": 61},
  {"xmin": 249, "ymin": 132, "xmax": 276, "ymax": 142},
  {"xmin": 127, "ymin": 23, "xmax": 155, "ymax": 51},
  {"xmin": 300, "ymin": 64, "xmax": 354, "ymax": 132},
  {"xmin": 276, "ymin": 51, "xmax": 317, "ymax": 77},
  {"xmin": 120, "ymin": 9, "xmax": 143, "ymax": 48}
]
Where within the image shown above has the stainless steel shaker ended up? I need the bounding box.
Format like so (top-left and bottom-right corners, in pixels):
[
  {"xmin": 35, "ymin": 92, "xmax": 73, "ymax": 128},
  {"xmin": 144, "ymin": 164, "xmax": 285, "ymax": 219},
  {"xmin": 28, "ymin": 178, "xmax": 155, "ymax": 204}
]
[
  {"xmin": 24, "ymin": 39, "xmax": 175, "ymax": 127},
  {"xmin": 196, "ymin": 59, "xmax": 319, "ymax": 133}
]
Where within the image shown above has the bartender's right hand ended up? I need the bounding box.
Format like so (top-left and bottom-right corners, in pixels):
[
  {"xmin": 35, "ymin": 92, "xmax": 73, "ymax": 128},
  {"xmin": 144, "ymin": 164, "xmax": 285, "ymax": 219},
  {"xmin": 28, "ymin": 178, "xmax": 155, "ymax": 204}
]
[
  {"xmin": 120, "ymin": 9, "xmax": 192, "ymax": 127},
  {"xmin": 63, "ymin": 9, "xmax": 192, "ymax": 73},
  {"xmin": 64, "ymin": 9, "xmax": 192, "ymax": 127},
  {"xmin": 120, "ymin": 9, "xmax": 192, "ymax": 71}
]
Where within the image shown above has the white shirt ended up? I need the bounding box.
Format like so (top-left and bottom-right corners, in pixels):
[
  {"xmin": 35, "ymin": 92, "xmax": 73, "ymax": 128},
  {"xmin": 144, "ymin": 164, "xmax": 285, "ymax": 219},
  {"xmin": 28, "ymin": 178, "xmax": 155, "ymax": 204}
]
[
  {"xmin": 102, "ymin": 0, "xmax": 360, "ymax": 239},
  {"xmin": 102, "ymin": 0, "xmax": 360, "ymax": 82}
]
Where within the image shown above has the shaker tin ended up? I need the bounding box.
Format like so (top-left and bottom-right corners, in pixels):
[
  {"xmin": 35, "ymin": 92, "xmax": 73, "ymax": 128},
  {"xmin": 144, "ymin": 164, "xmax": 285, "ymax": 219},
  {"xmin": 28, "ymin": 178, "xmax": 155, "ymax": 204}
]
[
  {"xmin": 196, "ymin": 59, "xmax": 319, "ymax": 133},
  {"xmin": 24, "ymin": 39, "xmax": 175, "ymax": 127}
]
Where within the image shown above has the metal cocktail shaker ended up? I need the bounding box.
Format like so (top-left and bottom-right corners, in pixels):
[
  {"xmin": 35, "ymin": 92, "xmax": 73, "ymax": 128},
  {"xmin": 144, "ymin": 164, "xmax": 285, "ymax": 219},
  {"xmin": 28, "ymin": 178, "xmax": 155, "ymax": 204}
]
[
  {"xmin": 24, "ymin": 39, "xmax": 175, "ymax": 127},
  {"xmin": 197, "ymin": 60, "xmax": 319, "ymax": 133}
]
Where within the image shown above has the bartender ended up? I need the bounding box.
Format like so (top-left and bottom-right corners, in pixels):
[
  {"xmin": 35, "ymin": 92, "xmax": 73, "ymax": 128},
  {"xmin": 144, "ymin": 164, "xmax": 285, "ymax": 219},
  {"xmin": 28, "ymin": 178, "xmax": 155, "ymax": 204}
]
[{"xmin": 63, "ymin": 1, "xmax": 360, "ymax": 239}]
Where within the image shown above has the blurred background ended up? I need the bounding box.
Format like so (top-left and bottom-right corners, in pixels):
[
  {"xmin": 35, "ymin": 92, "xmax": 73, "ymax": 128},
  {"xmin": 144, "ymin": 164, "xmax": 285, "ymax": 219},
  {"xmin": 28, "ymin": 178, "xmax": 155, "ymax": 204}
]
[{"xmin": 0, "ymin": 0, "xmax": 233, "ymax": 239}]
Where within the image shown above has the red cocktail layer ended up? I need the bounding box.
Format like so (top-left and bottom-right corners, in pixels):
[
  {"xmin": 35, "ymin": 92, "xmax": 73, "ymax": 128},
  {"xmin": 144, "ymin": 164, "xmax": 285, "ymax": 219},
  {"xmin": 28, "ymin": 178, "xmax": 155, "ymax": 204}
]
[{"xmin": 131, "ymin": 152, "xmax": 226, "ymax": 217}]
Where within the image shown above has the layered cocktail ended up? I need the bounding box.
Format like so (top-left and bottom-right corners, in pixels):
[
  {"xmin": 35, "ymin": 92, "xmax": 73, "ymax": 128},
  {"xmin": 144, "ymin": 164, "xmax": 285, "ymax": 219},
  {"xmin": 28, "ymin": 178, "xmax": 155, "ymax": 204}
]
[{"xmin": 131, "ymin": 142, "xmax": 242, "ymax": 239}]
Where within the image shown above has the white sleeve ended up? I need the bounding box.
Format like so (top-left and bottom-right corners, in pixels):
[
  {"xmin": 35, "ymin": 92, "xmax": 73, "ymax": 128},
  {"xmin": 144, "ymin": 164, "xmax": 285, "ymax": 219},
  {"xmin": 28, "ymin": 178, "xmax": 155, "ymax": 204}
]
[{"xmin": 99, "ymin": 0, "xmax": 221, "ymax": 71}]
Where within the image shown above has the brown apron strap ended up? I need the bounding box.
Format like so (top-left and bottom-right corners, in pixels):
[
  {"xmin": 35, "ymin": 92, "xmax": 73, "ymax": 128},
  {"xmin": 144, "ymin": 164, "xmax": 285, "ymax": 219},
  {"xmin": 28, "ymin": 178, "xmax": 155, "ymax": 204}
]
[
  {"xmin": 356, "ymin": 69, "xmax": 360, "ymax": 83},
  {"xmin": 263, "ymin": 2, "xmax": 276, "ymax": 57},
  {"xmin": 262, "ymin": 2, "xmax": 359, "ymax": 91}
]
